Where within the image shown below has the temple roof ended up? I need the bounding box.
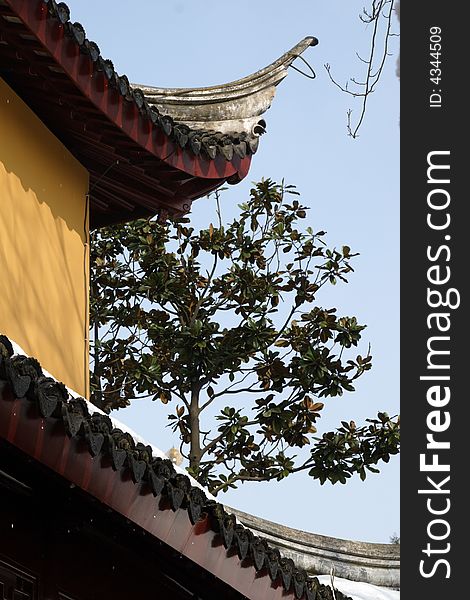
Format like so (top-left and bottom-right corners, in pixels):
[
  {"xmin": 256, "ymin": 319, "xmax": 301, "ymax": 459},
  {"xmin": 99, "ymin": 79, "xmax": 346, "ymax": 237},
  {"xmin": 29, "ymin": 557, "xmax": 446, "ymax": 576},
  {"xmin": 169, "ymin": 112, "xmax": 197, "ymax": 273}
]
[
  {"xmin": 0, "ymin": 334, "xmax": 352, "ymax": 600},
  {"xmin": 0, "ymin": 0, "xmax": 317, "ymax": 227}
]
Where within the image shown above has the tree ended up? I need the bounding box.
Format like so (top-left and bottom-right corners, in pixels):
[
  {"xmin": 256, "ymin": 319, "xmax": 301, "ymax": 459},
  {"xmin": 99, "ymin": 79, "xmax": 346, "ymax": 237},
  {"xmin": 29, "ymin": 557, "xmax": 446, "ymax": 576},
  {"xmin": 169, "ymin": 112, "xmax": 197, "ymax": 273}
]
[{"xmin": 90, "ymin": 179, "xmax": 399, "ymax": 494}]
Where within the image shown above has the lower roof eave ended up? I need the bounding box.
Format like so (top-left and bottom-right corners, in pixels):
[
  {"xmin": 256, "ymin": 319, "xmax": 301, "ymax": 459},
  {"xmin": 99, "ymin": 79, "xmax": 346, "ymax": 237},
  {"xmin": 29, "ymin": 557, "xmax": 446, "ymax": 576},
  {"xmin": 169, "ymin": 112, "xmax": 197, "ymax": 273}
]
[{"xmin": 0, "ymin": 335, "xmax": 350, "ymax": 600}]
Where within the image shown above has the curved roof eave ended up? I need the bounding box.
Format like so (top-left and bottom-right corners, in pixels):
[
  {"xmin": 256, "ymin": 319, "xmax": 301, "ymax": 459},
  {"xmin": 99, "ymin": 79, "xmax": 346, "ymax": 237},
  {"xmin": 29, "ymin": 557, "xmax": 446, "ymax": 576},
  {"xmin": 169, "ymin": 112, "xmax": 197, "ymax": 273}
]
[
  {"xmin": 1, "ymin": 0, "xmax": 317, "ymax": 226},
  {"xmin": 3, "ymin": 1, "xmax": 317, "ymax": 176},
  {"xmin": 0, "ymin": 334, "xmax": 351, "ymax": 600}
]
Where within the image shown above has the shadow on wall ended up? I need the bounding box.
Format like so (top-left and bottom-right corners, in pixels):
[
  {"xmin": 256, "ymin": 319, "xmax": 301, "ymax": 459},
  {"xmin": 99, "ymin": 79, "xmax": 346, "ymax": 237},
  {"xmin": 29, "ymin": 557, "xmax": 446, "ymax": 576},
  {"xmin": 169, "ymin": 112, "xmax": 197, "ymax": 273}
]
[{"xmin": 0, "ymin": 77, "xmax": 89, "ymax": 395}]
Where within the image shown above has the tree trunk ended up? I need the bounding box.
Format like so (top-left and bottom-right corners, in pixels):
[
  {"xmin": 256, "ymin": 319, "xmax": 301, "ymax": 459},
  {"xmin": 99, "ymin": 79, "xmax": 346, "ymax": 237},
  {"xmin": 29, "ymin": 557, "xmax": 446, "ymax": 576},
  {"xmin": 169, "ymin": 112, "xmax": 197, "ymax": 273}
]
[
  {"xmin": 189, "ymin": 384, "xmax": 202, "ymax": 471},
  {"xmin": 91, "ymin": 316, "xmax": 104, "ymax": 410}
]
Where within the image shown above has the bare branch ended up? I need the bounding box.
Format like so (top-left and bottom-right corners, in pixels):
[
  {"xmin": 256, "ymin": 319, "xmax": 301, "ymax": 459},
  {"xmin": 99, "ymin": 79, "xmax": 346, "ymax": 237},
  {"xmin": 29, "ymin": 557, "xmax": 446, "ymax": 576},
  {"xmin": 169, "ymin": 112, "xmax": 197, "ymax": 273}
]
[{"xmin": 325, "ymin": 0, "xmax": 397, "ymax": 138}]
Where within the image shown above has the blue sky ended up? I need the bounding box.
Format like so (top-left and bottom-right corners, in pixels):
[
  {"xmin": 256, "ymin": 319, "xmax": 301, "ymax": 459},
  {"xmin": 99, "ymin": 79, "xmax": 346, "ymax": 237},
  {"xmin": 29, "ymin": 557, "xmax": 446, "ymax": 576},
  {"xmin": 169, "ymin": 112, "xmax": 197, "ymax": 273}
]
[{"xmin": 66, "ymin": 0, "xmax": 400, "ymax": 543}]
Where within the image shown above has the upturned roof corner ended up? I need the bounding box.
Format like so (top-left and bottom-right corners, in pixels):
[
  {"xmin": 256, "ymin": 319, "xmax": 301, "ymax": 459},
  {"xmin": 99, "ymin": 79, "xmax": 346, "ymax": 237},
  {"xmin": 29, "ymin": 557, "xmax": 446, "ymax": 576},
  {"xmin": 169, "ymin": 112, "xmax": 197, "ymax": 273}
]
[{"xmin": 134, "ymin": 37, "xmax": 318, "ymax": 140}]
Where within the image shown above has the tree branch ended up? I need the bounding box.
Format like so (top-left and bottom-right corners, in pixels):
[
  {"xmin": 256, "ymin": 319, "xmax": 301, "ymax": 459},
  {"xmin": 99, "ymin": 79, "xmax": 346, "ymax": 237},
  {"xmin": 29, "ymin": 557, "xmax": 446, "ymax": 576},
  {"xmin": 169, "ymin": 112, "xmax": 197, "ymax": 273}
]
[{"xmin": 324, "ymin": 0, "xmax": 397, "ymax": 138}]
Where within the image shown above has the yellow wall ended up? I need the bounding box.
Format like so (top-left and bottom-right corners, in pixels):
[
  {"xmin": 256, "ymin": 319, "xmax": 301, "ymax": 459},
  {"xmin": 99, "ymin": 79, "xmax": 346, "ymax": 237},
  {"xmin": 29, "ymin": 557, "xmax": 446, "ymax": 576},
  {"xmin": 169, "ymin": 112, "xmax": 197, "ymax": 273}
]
[{"xmin": 0, "ymin": 77, "xmax": 89, "ymax": 397}]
